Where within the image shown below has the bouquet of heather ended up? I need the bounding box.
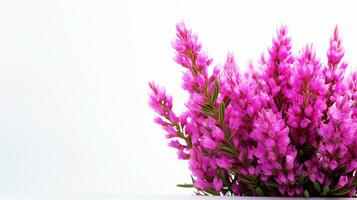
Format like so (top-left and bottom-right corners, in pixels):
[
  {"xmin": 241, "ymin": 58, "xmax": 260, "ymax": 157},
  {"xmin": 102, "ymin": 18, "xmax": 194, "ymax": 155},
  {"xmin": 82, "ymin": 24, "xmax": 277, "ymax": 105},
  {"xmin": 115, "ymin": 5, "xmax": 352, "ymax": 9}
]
[{"xmin": 148, "ymin": 22, "xmax": 357, "ymax": 197}]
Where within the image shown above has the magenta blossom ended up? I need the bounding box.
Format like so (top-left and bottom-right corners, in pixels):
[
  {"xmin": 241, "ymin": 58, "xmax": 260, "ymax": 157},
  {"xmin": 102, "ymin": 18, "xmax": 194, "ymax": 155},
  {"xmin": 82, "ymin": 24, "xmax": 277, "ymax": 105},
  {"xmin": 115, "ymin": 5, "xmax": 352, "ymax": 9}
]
[
  {"xmin": 306, "ymin": 96, "xmax": 356, "ymax": 189},
  {"xmin": 324, "ymin": 26, "xmax": 348, "ymax": 109},
  {"xmin": 261, "ymin": 26, "xmax": 294, "ymax": 112},
  {"xmin": 287, "ymin": 44, "xmax": 328, "ymax": 146},
  {"xmin": 250, "ymin": 109, "xmax": 303, "ymax": 196},
  {"xmin": 148, "ymin": 22, "xmax": 357, "ymax": 197}
]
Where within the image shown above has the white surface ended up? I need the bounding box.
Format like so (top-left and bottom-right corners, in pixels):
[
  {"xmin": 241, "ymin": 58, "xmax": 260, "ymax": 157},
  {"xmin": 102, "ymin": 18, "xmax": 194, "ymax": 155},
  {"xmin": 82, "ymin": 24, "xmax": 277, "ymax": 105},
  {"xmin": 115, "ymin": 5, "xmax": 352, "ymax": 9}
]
[
  {"xmin": 0, "ymin": 196, "xmax": 351, "ymax": 200},
  {"xmin": 0, "ymin": 0, "xmax": 356, "ymax": 196}
]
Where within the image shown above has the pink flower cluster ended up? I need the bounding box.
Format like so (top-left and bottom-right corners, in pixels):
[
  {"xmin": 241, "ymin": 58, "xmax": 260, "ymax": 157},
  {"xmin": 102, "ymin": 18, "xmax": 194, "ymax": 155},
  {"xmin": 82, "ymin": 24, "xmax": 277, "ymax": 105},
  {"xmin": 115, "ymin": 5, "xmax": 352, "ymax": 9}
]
[{"xmin": 148, "ymin": 22, "xmax": 357, "ymax": 197}]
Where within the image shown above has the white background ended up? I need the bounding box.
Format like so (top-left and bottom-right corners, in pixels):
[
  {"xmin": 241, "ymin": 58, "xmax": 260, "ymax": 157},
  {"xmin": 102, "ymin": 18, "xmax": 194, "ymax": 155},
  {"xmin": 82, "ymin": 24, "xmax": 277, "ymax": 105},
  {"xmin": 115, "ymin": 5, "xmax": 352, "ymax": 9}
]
[{"xmin": 0, "ymin": 0, "xmax": 356, "ymax": 196}]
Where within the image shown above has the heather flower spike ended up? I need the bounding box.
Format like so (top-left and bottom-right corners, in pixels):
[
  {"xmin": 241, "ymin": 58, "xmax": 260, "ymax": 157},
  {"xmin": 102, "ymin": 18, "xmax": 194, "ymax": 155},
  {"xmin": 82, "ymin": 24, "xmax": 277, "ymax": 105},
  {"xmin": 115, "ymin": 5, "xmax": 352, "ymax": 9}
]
[
  {"xmin": 149, "ymin": 22, "xmax": 357, "ymax": 197},
  {"xmin": 262, "ymin": 25, "xmax": 294, "ymax": 112},
  {"xmin": 324, "ymin": 25, "xmax": 348, "ymax": 109},
  {"xmin": 288, "ymin": 44, "xmax": 327, "ymax": 146}
]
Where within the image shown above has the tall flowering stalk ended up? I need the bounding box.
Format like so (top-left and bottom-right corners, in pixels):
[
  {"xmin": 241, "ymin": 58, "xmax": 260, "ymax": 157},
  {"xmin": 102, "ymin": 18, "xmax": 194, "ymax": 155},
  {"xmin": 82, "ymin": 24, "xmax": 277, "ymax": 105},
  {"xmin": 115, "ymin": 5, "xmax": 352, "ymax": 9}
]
[
  {"xmin": 148, "ymin": 22, "xmax": 357, "ymax": 197},
  {"xmin": 148, "ymin": 82, "xmax": 191, "ymax": 159},
  {"xmin": 251, "ymin": 109, "xmax": 303, "ymax": 196},
  {"xmin": 348, "ymin": 72, "xmax": 357, "ymax": 119},
  {"xmin": 287, "ymin": 45, "xmax": 327, "ymax": 147},
  {"xmin": 305, "ymin": 96, "xmax": 356, "ymax": 195},
  {"xmin": 324, "ymin": 26, "xmax": 348, "ymax": 110},
  {"xmin": 173, "ymin": 22, "xmax": 228, "ymax": 193},
  {"xmin": 262, "ymin": 26, "xmax": 294, "ymax": 113}
]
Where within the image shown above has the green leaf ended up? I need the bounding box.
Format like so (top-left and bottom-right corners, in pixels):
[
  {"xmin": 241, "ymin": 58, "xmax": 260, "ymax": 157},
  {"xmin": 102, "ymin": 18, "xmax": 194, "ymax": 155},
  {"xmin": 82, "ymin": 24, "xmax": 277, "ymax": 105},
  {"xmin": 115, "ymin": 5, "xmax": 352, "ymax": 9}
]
[
  {"xmin": 266, "ymin": 182, "xmax": 279, "ymax": 188},
  {"xmin": 190, "ymin": 175, "xmax": 195, "ymax": 183},
  {"xmin": 297, "ymin": 174, "xmax": 307, "ymax": 185},
  {"xmin": 313, "ymin": 182, "xmax": 321, "ymax": 193},
  {"xmin": 329, "ymin": 186, "xmax": 340, "ymax": 193},
  {"xmin": 217, "ymin": 102, "xmax": 225, "ymax": 124},
  {"xmin": 177, "ymin": 183, "xmax": 194, "ymax": 188},
  {"xmin": 331, "ymin": 187, "xmax": 350, "ymax": 196},
  {"xmin": 201, "ymin": 104, "xmax": 215, "ymax": 117},
  {"xmin": 192, "ymin": 66, "xmax": 198, "ymax": 76},
  {"xmin": 323, "ymin": 185, "xmax": 329, "ymax": 194},
  {"xmin": 217, "ymin": 146, "xmax": 236, "ymax": 157},
  {"xmin": 255, "ymin": 187, "xmax": 264, "ymax": 196},
  {"xmin": 241, "ymin": 149, "xmax": 248, "ymax": 166},
  {"xmin": 211, "ymin": 79, "xmax": 219, "ymax": 104},
  {"xmin": 201, "ymin": 104, "xmax": 214, "ymax": 111},
  {"xmin": 304, "ymin": 190, "xmax": 309, "ymax": 198},
  {"xmin": 236, "ymin": 173, "xmax": 256, "ymax": 189},
  {"xmin": 351, "ymin": 176, "xmax": 357, "ymax": 186}
]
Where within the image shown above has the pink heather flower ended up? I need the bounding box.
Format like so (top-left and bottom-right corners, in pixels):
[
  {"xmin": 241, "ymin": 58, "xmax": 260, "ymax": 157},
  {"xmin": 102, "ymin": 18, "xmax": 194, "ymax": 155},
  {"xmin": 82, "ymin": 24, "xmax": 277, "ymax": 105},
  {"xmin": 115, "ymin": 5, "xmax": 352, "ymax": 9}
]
[
  {"xmin": 223, "ymin": 53, "xmax": 265, "ymax": 132},
  {"xmin": 172, "ymin": 22, "xmax": 231, "ymax": 194},
  {"xmin": 251, "ymin": 109, "xmax": 302, "ymax": 196},
  {"xmin": 215, "ymin": 157, "xmax": 232, "ymax": 170},
  {"xmin": 287, "ymin": 44, "xmax": 328, "ymax": 146},
  {"xmin": 221, "ymin": 53, "xmax": 267, "ymax": 182},
  {"xmin": 148, "ymin": 82, "xmax": 190, "ymax": 159},
  {"xmin": 338, "ymin": 176, "xmax": 349, "ymax": 188},
  {"xmin": 306, "ymin": 96, "xmax": 356, "ymax": 188},
  {"xmin": 189, "ymin": 146, "xmax": 221, "ymax": 191},
  {"xmin": 149, "ymin": 22, "xmax": 357, "ymax": 197},
  {"xmin": 327, "ymin": 26, "xmax": 345, "ymax": 66},
  {"xmin": 348, "ymin": 74, "xmax": 357, "ymax": 176},
  {"xmin": 324, "ymin": 26, "xmax": 348, "ymax": 109},
  {"xmin": 172, "ymin": 21, "xmax": 213, "ymax": 94},
  {"xmin": 149, "ymin": 82, "xmax": 173, "ymax": 117},
  {"xmin": 319, "ymin": 96, "xmax": 355, "ymax": 150},
  {"xmin": 262, "ymin": 25, "xmax": 294, "ymax": 112},
  {"xmin": 220, "ymin": 52, "xmax": 240, "ymax": 97},
  {"xmin": 168, "ymin": 140, "xmax": 184, "ymax": 149},
  {"xmin": 348, "ymin": 72, "xmax": 357, "ymax": 118},
  {"xmin": 251, "ymin": 109, "xmax": 290, "ymax": 174},
  {"xmin": 173, "ymin": 22, "xmax": 202, "ymax": 68},
  {"xmin": 201, "ymin": 136, "xmax": 216, "ymax": 149},
  {"xmin": 213, "ymin": 177, "xmax": 223, "ymax": 191}
]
